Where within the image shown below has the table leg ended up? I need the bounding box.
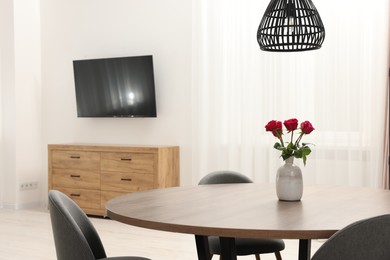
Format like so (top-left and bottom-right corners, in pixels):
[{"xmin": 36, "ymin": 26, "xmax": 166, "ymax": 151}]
[
  {"xmin": 194, "ymin": 236, "xmax": 237, "ymax": 260},
  {"xmin": 195, "ymin": 235, "xmax": 212, "ymax": 260},
  {"xmin": 219, "ymin": 237, "xmax": 237, "ymax": 260},
  {"xmin": 298, "ymin": 239, "xmax": 311, "ymax": 260}
]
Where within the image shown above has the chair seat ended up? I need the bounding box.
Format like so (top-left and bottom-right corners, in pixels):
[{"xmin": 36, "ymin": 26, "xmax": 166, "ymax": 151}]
[{"xmin": 208, "ymin": 236, "xmax": 285, "ymax": 255}]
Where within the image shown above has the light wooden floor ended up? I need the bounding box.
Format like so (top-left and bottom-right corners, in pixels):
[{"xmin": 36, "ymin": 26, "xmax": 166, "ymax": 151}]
[{"xmin": 0, "ymin": 207, "xmax": 324, "ymax": 260}]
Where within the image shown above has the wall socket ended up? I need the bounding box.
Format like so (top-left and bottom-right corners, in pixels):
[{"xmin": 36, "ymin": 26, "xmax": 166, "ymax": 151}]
[{"xmin": 19, "ymin": 182, "xmax": 38, "ymax": 191}]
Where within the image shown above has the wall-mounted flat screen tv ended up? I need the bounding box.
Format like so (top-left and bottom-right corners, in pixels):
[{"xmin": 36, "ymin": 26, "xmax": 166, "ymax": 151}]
[{"xmin": 73, "ymin": 55, "xmax": 157, "ymax": 117}]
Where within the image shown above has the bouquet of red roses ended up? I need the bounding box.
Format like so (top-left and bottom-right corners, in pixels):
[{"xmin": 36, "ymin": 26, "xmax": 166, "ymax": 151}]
[{"xmin": 265, "ymin": 118, "xmax": 314, "ymax": 165}]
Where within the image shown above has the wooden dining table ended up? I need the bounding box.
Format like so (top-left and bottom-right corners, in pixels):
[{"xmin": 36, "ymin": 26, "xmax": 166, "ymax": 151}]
[{"xmin": 106, "ymin": 183, "xmax": 390, "ymax": 260}]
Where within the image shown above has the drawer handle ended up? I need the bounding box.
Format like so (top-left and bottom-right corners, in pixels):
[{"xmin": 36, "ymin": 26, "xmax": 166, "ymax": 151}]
[
  {"xmin": 121, "ymin": 178, "xmax": 132, "ymax": 182},
  {"xmin": 70, "ymin": 174, "xmax": 81, "ymax": 178},
  {"xmin": 70, "ymin": 155, "xmax": 81, "ymax": 159},
  {"xmin": 120, "ymin": 158, "xmax": 132, "ymax": 161},
  {"xmin": 70, "ymin": 193, "xmax": 80, "ymax": 197}
]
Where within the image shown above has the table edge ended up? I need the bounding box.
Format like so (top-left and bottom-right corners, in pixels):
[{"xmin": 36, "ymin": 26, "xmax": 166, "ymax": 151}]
[{"xmin": 106, "ymin": 209, "xmax": 337, "ymax": 239}]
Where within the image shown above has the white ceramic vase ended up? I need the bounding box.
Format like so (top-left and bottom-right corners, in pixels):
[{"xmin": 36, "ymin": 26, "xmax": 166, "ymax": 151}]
[{"xmin": 276, "ymin": 157, "xmax": 303, "ymax": 201}]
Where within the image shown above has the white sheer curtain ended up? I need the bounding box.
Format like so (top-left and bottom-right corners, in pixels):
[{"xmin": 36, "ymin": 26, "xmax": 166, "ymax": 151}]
[{"xmin": 191, "ymin": 0, "xmax": 390, "ymax": 187}]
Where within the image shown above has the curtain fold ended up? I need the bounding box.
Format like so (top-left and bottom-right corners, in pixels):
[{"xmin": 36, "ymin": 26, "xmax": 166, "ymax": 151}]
[{"xmin": 192, "ymin": 0, "xmax": 390, "ymax": 187}]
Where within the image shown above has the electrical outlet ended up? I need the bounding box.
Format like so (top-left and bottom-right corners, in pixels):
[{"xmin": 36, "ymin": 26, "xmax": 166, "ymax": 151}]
[{"xmin": 19, "ymin": 182, "xmax": 38, "ymax": 191}]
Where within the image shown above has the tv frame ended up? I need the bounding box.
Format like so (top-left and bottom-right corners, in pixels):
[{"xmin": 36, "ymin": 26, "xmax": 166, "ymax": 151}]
[{"xmin": 73, "ymin": 55, "xmax": 157, "ymax": 118}]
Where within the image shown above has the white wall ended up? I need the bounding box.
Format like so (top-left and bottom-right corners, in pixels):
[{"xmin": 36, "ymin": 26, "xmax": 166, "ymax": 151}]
[
  {"xmin": 0, "ymin": 0, "xmax": 192, "ymax": 208},
  {"xmin": 41, "ymin": 0, "xmax": 193, "ymax": 196},
  {"xmin": 0, "ymin": 0, "xmax": 14, "ymax": 208},
  {"xmin": 0, "ymin": 0, "xmax": 42, "ymax": 208},
  {"xmin": 14, "ymin": 0, "xmax": 42, "ymax": 208}
]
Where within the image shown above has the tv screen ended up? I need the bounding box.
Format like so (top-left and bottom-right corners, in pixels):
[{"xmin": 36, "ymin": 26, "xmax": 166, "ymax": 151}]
[{"xmin": 73, "ymin": 55, "xmax": 157, "ymax": 117}]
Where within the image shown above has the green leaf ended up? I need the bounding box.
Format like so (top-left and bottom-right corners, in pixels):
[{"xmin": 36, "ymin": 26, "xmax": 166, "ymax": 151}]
[
  {"xmin": 294, "ymin": 149, "xmax": 303, "ymax": 158},
  {"xmin": 274, "ymin": 142, "xmax": 284, "ymax": 151},
  {"xmin": 282, "ymin": 150, "xmax": 293, "ymax": 160},
  {"xmin": 301, "ymin": 146, "xmax": 311, "ymax": 156}
]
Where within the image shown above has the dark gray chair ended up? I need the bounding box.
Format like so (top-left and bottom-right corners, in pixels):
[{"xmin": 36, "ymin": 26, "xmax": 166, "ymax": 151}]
[
  {"xmin": 48, "ymin": 190, "xmax": 150, "ymax": 260},
  {"xmin": 311, "ymin": 214, "xmax": 390, "ymax": 260},
  {"xmin": 198, "ymin": 171, "xmax": 285, "ymax": 260}
]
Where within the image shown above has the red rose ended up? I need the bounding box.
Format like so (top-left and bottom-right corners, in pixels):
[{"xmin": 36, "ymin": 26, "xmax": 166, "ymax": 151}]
[
  {"xmin": 284, "ymin": 118, "xmax": 298, "ymax": 131},
  {"xmin": 301, "ymin": 121, "xmax": 315, "ymax": 134},
  {"xmin": 265, "ymin": 120, "xmax": 283, "ymax": 138}
]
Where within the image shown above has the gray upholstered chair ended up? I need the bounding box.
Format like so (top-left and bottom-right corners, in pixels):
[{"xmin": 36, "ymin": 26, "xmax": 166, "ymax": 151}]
[
  {"xmin": 198, "ymin": 171, "xmax": 285, "ymax": 260},
  {"xmin": 48, "ymin": 190, "xmax": 150, "ymax": 260},
  {"xmin": 311, "ymin": 214, "xmax": 390, "ymax": 260}
]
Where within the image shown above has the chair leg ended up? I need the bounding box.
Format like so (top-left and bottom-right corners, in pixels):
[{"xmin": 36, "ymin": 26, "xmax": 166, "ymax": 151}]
[
  {"xmin": 255, "ymin": 254, "xmax": 261, "ymax": 260},
  {"xmin": 274, "ymin": 251, "xmax": 282, "ymax": 260}
]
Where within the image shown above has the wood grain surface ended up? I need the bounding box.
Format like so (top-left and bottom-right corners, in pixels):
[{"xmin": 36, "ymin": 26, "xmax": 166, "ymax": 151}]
[
  {"xmin": 106, "ymin": 184, "xmax": 390, "ymax": 240},
  {"xmin": 48, "ymin": 144, "xmax": 180, "ymax": 216}
]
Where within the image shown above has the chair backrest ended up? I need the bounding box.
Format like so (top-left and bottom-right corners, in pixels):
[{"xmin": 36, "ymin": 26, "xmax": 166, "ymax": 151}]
[
  {"xmin": 198, "ymin": 170, "xmax": 253, "ymax": 185},
  {"xmin": 48, "ymin": 190, "xmax": 107, "ymax": 260},
  {"xmin": 311, "ymin": 214, "xmax": 390, "ymax": 260}
]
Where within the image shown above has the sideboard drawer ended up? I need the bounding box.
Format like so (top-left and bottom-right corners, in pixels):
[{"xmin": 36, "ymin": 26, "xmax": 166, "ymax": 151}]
[
  {"xmin": 52, "ymin": 150, "xmax": 100, "ymax": 171},
  {"xmin": 101, "ymin": 171, "xmax": 154, "ymax": 192},
  {"xmin": 54, "ymin": 187, "xmax": 101, "ymax": 210},
  {"xmin": 52, "ymin": 169, "xmax": 100, "ymax": 190},
  {"xmin": 101, "ymin": 152, "xmax": 155, "ymax": 174}
]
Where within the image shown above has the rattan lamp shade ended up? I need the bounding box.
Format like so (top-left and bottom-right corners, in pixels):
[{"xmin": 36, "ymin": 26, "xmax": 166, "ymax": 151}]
[{"xmin": 257, "ymin": 0, "xmax": 325, "ymax": 52}]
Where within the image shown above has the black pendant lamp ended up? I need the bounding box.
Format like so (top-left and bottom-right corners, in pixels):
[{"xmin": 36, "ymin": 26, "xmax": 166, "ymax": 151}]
[{"xmin": 257, "ymin": 0, "xmax": 325, "ymax": 52}]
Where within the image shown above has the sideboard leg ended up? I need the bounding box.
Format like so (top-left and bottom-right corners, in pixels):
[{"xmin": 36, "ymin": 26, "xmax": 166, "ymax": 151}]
[{"xmin": 298, "ymin": 239, "xmax": 311, "ymax": 260}]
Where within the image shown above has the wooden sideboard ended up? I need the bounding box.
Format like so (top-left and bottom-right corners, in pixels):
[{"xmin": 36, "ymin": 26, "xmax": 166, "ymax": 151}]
[{"xmin": 48, "ymin": 144, "xmax": 180, "ymax": 216}]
